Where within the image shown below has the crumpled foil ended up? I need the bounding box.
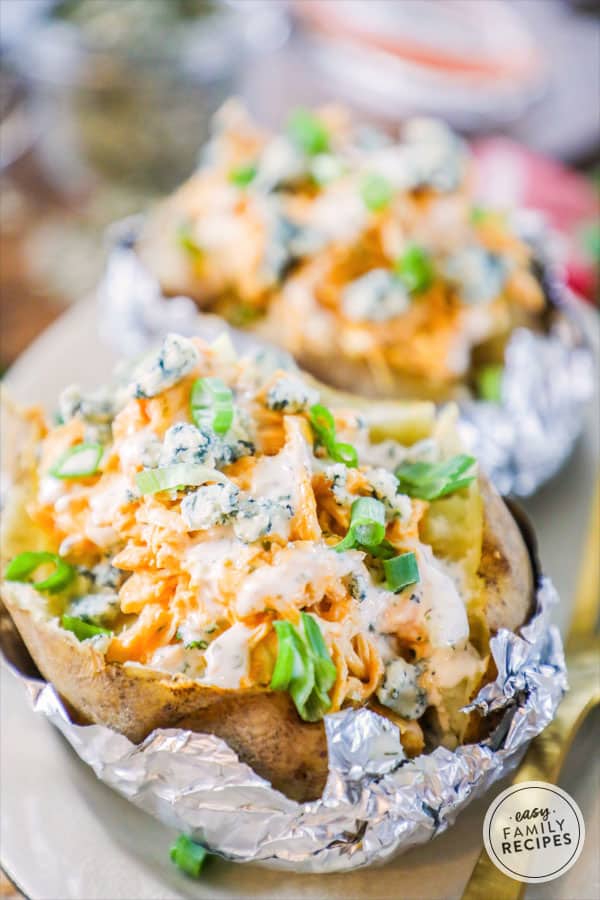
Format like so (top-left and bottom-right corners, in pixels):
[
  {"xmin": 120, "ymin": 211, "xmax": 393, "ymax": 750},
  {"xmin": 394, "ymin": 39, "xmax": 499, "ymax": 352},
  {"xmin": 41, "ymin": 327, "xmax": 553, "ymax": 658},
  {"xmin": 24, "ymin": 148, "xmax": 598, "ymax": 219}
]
[
  {"xmin": 1, "ymin": 577, "xmax": 566, "ymax": 873},
  {"xmin": 99, "ymin": 217, "xmax": 595, "ymax": 497}
]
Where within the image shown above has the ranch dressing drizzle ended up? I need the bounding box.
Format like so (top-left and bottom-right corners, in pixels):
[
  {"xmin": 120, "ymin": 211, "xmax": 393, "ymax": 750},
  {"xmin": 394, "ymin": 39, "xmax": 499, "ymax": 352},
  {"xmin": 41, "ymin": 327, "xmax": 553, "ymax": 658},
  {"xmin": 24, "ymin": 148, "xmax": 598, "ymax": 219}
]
[
  {"xmin": 235, "ymin": 544, "xmax": 355, "ymax": 617},
  {"xmin": 202, "ymin": 622, "xmax": 255, "ymax": 689}
]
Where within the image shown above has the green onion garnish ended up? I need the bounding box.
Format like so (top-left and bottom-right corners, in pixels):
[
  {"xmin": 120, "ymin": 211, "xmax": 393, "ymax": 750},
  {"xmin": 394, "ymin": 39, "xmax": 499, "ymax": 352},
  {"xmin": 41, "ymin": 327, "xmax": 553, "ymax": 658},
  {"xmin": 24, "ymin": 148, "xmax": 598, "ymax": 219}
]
[
  {"xmin": 470, "ymin": 206, "xmax": 489, "ymax": 224},
  {"xmin": 190, "ymin": 376, "xmax": 234, "ymax": 435},
  {"xmin": 61, "ymin": 615, "xmax": 112, "ymax": 641},
  {"xmin": 394, "ymin": 244, "xmax": 434, "ymax": 294},
  {"xmin": 334, "ymin": 496, "xmax": 386, "ymax": 553},
  {"xmin": 49, "ymin": 442, "xmax": 103, "ymax": 479},
  {"xmin": 270, "ymin": 612, "xmax": 337, "ymax": 722},
  {"xmin": 229, "ymin": 163, "xmax": 257, "ymax": 187},
  {"xmin": 5, "ymin": 551, "xmax": 75, "ymax": 593},
  {"xmin": 395, "ymin": 454, "xmax": 477, "ymax": 501},
  {"xmin": 177, "ymin": 223, "xmax": 203, "ymax": 262},
  {"xmin": 384, "ymin": 551, "xmax": 420, "ymax": 593},
  {"xmin": 170, "ymin": 834, "xmax": 208, "ymax": 879},
  {"xmin": 287, "ymin": 108, "xmax": 330, "ymax": 156},
  {"xmin": 308, "ymin": 404, "xmax": 358, "ymax": 468},
  {"xmin": 361, "ymin": 173, "xmax": 393, "ymax": 212},
  {"xmin": 475, "ymin": 364, "xmax": 504, "ymax": 403},
  {"xmin": 135, "ymin": 464, "xmax": 225, "ymax": 496}
]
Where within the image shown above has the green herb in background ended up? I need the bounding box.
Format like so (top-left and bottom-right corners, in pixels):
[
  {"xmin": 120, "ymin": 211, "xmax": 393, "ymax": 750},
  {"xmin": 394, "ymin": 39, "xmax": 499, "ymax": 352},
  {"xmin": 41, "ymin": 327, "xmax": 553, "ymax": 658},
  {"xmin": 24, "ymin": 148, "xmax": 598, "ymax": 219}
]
[
  {"xmin": 361, "ymin": 173, "xmax": 393, "ymax": 212},
  {"xmin": 170, "ymin": 834, "xmax": 208, "ymax": 878},
  {"xmin": 177, "ymin": 223, "xmax": 203, "ymax": 262},
  {"xmin": 475, "ymin": 364, "xmax": 504, "ymax": 403},
  {"xmin": 287, "ymin": 108, "xmax": 330, "ymax": 156},
  {"xmin": 229, "ymin": 164, "xmax": 257, "ymax": 188},
  {"xmin": 394, "ymin": 245, "xmax": 434, "ymax": 294}
]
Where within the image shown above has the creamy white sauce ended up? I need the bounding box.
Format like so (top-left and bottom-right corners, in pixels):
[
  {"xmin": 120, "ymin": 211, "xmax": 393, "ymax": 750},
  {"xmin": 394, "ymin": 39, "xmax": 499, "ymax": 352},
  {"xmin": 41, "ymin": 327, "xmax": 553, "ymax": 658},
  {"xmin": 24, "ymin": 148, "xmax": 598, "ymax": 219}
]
[
  {"xmin": 38, "ymin": 476, "xmax": 66, "ymax": 506},
  {"xmin": 235, "ymin": 543, "xmax": 356, "ymax": 617},
  {"xmin": 202, "ymin": 622, "xmax": 254, "ymax": 689},
  {"xmin": 417, "ymin": 547, "xmax": 469, "ymax": 649},
  {"xmin": 425, "ymin": 645, "xmax": 484, "ymax": 691},
  {"xmin": 183, "ymin": 537, "xmax": 252, "ymax": 617}
]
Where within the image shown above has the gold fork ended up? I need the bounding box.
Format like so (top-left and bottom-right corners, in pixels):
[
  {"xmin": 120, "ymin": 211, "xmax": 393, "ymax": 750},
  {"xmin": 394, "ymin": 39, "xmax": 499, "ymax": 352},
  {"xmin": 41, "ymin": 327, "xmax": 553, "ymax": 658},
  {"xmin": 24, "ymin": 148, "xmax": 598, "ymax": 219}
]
[{"xmin": 461, "ymin": 477, "xmax": 600, "ymax": 900}]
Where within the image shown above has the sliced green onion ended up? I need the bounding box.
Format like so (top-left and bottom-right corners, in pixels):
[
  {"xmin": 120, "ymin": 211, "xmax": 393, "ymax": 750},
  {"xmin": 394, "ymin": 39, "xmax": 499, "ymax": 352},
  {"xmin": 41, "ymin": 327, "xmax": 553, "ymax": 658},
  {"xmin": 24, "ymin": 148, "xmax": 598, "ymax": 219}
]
[
  {"xmin": 335, "ymin": 497, "xmax": 386, "ymax": 553},
  {"xmin": 185, "ymin": 639, "xmax": 208, "ymax": 650},
  {"xmin": 61, "ymin": 615, "xmax": 112, "ymax": 641},
  {"xmin": 5, "ymin": 551, "xmax": 75, "ymax": 593},
  {"xmin": 270, "ymin": 614, "xmax": 336, "ymax": 722},
  {"xmin": 308, "ymin": 404, "xmax": 357, "ymax": 468},
  {"xmin": 384, "ymin": 552, "xmax": 420, "ymax": 593},
  {"xmin": 475, "ymin": 364, "xmax": 504, "ymax": 403},
  {"xmin": 190, "ymin": 376, "xmax": 234, "ymax": 435},
  {"xmin": 49, "ymin": 443, "xmax": 103, "ymax": 479},
  {"xmin": 170, "ymin": 834, "xmax": 208, "ymax": 879},
  {"xmin": 395, "ymin": 454, "xmax": 477, "ymax": 501},
  {"xmin": 229, "ymin": 163, "xmax": 257, "ymax": 187},
  {"xmin": 361, "ymin": 173, "xmax": 393, "ymax": 212},
  {"xmin": 177, "ymin": 223, "xmax": 203, "ymax": 262},
  {"xmin": 470, "ymin": 206, "xmax": 489, "ymax": 224},
  {"xmin": 301, "ymin": 612, "xmax": 337, "ymax": 693},
  {"xmin": 394, "ymin": 244, "xmax": 434, "ymax": 294},
  {"xmin": 135, "ymin": 464, "xmax": 225, "ymax": 496},
  {"xmin": 287, "ymin": 108, "xmax": 330, "ymax": 156}
]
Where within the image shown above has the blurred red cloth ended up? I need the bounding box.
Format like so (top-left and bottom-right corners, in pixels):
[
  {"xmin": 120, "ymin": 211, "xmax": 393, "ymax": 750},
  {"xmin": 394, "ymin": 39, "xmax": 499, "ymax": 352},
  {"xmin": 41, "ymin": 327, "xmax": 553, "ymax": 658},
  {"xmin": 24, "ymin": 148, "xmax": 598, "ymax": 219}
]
[{"xmin": 472, "ymin": 138, "xmax": 599, "ymax": 303}]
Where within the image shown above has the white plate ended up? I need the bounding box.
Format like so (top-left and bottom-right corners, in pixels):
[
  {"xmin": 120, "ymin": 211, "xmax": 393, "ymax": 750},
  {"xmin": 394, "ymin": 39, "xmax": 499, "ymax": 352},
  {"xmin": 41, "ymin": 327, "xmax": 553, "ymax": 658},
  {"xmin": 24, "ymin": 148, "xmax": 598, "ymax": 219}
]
[{"xmin": 1, "ymin": 299, "xmax": 599, "ymax": 900}]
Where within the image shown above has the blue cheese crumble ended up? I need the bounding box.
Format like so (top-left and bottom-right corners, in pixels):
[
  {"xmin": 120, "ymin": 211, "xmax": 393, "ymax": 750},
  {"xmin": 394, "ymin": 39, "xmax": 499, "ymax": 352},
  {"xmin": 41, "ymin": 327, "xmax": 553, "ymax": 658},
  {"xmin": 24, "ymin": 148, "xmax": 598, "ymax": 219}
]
[
  {"xmin": 132, "ymin": 334, "xmax": 200, "ymax": 399},
  {"xmin": 367, "ymin": 468, "xmax": 412, "ymax": 521},
  {"xmin": 58, "ymin": 384, "xmax": 118, "ymax": 425},
  {"xmin": 444, "ymin": 246, "xmax": 507, "ymax": 304},
  {"xmin": 159, "ymin": 423, "xmax": 214, "ymax": 466},
  {"xmin": 67, "ymin": 593, "xmax": 120, "ymax": 627},
  {"xmin": 266, "ymin": 374, "xmax": 319, "ymax": 413},
  {"xmin": 233, "ymin": 496, "xmax": 294, "ymax": 543},
  {"xmin": 376, "ymin": 658, "xmax": 428, "ymax": 719},
  {"xmin": 181, "ymin": 481, "xmax": 240, "ymax": 531},
  {"xmin": 342, "ymin": 270, "xmax": 410, "ymax": 322}
]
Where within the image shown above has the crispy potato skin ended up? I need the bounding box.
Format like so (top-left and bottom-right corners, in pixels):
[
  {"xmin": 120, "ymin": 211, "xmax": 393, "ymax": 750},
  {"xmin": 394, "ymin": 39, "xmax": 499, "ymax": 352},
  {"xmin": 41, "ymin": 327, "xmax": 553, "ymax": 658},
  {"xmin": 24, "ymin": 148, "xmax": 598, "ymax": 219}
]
[
  {"xmin": 477, "ymin": 475, "xmax": 534, "ymax": 634},
  {"xmin": 1, "ymin": 474, "xmax": 534, "ymax": 803}
]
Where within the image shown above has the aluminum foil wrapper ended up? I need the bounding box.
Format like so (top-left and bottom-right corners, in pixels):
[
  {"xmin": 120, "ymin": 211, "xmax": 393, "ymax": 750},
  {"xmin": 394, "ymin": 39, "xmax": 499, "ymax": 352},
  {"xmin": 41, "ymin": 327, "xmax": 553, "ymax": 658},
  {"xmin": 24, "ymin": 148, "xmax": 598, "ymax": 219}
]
[
  {"xmin": 1, "ymin": 577, "xmax": 566, "ymax": 873},
  {"xmin": 99, "ymin": 217, "xmax": 595, "ymax": 497}
]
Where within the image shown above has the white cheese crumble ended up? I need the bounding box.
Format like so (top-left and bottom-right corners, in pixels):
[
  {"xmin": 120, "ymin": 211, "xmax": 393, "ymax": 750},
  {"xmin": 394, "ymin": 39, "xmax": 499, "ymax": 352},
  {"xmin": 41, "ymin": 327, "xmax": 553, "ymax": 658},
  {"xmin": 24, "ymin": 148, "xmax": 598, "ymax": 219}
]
[
  {"xmin": 181, "ymin": 481, "xmax": 240, "ymax": 531},
  {"xmin": 159, "ymin": 423, "xmax": 213, "ymax": 466},
  {"xmin": 342, "ymin": 270, "xmax": 410, "ymax": 322},
  {"xmin": 266, "ymin": 373, "xmax": 319, "ymax": 413},
  {"xmin": 132, "ymin": 334, "xmax": 200, "ymax": 399},
  {"xmin": 233, "ymin": 497, "xmax": 293, "ymax": 543},
  {"xmin": 444, "ymin": 246, "xmax": 507, "ymax": 304},
  {"xmin": 377, "ymin": 658, "xmax": 428, "ymax": 719}
]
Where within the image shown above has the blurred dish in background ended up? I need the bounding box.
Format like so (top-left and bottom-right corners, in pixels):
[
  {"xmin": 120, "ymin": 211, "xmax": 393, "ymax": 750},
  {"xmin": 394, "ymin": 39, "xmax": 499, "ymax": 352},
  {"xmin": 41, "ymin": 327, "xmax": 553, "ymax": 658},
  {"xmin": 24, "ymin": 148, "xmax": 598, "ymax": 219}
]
[
  {"xmin": 293, "ymin": 0, "xmax": 546, "ymax": 130},
  {"xmin": 473, "ymin": 138, "xmax": 599, "ymax": 304},
  {"xmin": 5, "ymin": 0, "xmax": 289, "ymax": 193},
  {"xmin": 100, "ymin": 102, "xmax": 594, "ymax": 495}
]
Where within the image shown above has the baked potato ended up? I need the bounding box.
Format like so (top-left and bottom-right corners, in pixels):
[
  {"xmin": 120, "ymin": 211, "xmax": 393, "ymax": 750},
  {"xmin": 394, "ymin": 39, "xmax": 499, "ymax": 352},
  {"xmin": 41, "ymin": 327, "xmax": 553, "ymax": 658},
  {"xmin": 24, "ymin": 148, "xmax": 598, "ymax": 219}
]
[
  {"xmin": 1, "ymin": 334, "xmax": 533, "ymax": 802},
  {"xmin": 137, "ymin": 101, "xmax": 547, "ymax": 401}
]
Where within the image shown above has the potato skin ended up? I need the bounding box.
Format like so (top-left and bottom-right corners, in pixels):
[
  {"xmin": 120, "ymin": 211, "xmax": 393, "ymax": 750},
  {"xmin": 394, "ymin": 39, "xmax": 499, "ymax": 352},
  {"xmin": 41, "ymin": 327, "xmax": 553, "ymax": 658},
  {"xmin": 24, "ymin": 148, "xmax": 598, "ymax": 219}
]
[
  {"xmin": 1, "ymin": 474, "xmax": 534, "ymax": 803},
  {"xmin": 477, "ymin": 475, "xmax": 534, "ymax": 634}
]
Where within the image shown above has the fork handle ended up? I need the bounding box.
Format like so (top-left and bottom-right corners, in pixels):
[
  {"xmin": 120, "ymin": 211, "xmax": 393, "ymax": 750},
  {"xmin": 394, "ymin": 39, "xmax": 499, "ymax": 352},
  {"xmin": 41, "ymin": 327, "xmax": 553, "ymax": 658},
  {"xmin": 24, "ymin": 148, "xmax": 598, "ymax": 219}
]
[{"xmin": 461, "ymin": 652, "xmax": 600, "ymax": 900}]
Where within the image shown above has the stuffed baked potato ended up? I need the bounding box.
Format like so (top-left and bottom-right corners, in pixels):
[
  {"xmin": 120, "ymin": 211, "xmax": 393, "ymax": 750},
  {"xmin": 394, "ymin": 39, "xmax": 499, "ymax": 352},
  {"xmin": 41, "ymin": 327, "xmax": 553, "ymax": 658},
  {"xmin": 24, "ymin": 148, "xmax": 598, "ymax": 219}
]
[
  {"xmin": 1, "ymin": 334, "xmax": 533, "ymax": 801},
  {"xmin": 138, "ymin": 102, "xmax": 548, "ymax": 400}
]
